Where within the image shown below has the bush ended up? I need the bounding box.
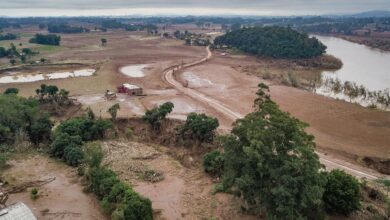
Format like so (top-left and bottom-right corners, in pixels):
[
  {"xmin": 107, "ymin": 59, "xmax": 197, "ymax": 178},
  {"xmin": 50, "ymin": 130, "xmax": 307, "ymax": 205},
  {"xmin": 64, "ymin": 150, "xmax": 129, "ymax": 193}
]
[
  {"xmin": 180, "ymin": 113, "xmax": 219, "ymax": 143},
  {"xmin": 64, "ymin": 146, "xmax": 84, "ymax": 166},
  {"xmin": 323, "ymin": 170, "xmax": 361, "ymax": 215},
  {"xmin": 85, "ymin": 144, "xmax": 153, "ymax": 220},
  {"xmin": 0, "ymin": 154, "xmax": 8, "ymax": 168},
  {"xmin": 30, "ymin": 188, "xmax": 39, "ymax": 200},
  {"xmin": 55, "ymin": 117, "xmax": 112, "ymax": 141},
  {"xmin": 3, "ymin": 88, "xmax": 19, "ymax": 95},
  {"xmin": 203, "ymin": 150, "xmax": 224, "ymax": 177},
  {"xmin": 50, "ymin": 133, "xmax": 83, "ymax": 158},
  {"xmin": 84, "ymin": 142, "xmax": 104, "ymax": 168},
  {"xmin": 29, "ymin": 114, "xmax": 52, "ymax": 145}
]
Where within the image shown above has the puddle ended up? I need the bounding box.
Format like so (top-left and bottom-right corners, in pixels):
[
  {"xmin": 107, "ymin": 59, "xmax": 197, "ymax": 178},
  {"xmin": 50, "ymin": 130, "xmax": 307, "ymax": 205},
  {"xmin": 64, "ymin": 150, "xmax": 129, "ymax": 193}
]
[
  {"xmin": 0, "ymin": 69, "xmax": 96, "ymax": 84},
  {"xmin": 120, "ymin": 64, "xmax": 148, "ymax": 78}
]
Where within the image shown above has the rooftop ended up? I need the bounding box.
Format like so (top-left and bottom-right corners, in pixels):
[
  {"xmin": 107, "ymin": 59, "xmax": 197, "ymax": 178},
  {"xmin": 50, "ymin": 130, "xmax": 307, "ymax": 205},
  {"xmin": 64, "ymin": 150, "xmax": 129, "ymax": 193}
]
[
  {"xmin": 0, "ymin": 203, "xmax": 37, "ymax": 220},
  {"xmin": 123, "ymin": 83, "xmax": 140, "ymax": 90}
]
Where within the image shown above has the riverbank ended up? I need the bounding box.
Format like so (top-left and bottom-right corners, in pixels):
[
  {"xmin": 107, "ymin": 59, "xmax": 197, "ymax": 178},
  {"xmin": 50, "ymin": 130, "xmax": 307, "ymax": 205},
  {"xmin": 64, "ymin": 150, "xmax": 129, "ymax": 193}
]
[{"xmin": 328, "ymin": 34, "xmax": 390, "ymax": 52}]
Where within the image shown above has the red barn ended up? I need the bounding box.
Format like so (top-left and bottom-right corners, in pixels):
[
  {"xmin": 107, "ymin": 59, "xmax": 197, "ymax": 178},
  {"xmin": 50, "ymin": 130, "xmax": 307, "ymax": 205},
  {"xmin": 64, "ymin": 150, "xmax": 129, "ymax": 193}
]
[{"xmin": 117, "ymin": 83, "xmax": 143, "ymax": 96}]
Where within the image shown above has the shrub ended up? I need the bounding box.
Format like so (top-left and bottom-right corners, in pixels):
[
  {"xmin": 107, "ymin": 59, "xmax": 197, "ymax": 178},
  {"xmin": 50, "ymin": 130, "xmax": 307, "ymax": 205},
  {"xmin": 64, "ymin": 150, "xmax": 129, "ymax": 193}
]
[
  {"xmin": 55, "ymin": 117, "xmax": 112, "ymax": 141},
  {"xmin": 180, "ymin": 113, "xmax": 219, "ymax": 143},
  {"xmin": 29, "ymin": 114, "xmax": 52, "ymax": 145},
  {"xmin": 108, "ymin": 103, "xmax": 120, "ymax": 121},
  {"xmin": 3, "ymin": 88, "xmax": 19, "ymax": 95},
  {"xmin": 203, "ymin": 150, "xmax": 224, "ymax": 177},
  {"xmin": 111, "ymin": 207, "xmax": 125, "ymax": 220},
  {"xmin": 323, "ymin": 170, "xmax": 361, "ymax": 215},
  {"xmin": 84, "ymin": 142, "xmax": 104, "ymax": 168},
  {"xmin": 125, "ymin": 128, "xmax": 133, "ymax": 139},
  {"xmin": 0, "ymin": 154, "xmax": 8, "ymax": 168},
  {"xmin": 50, "ymin": 133, "xmax": 83, "ymax": 158},
  {"xmin": 30, "ymin": 188, "xmax": 39, "ymax": 200},
  {"xmin": 64, "ymin": 146, "xmax": 84, "ymax": 166}
]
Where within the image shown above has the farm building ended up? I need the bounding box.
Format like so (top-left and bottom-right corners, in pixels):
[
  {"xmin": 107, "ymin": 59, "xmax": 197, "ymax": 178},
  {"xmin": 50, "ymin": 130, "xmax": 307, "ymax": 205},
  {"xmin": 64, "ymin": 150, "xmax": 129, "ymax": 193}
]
[
  {"xmin": 0, "ymin": 202, "xmax": 37, "ymax": 220},
  {"xmin": 117, "ymin": 83, "xmax": 143, "ymax": 96}
]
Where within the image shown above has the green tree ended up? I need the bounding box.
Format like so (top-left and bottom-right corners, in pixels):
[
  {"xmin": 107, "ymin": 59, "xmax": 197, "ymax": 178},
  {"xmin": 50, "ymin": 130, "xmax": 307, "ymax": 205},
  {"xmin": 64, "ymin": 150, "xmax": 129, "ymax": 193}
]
[
  {"xmin": 50, "ymin": 133, "xmax": 83, "ymax": 158},
  {"xmin": 29, "ymin": 114, "xmax": 52, "ymax": 145},
  {"xmin": 108, "ymin": 103, "xmax": 120, "ymax": 121},
  {"xmin": 64, "ymin": 146, "xmax": 84, "ymax": 166},
  {"xmin": 101, "ymin": 38, "xmax": 107, "ymax": 46},
  {"xmin": 222, "ymin": 83, "xmax": 326, "ymax": 219},
  {"xmin": 323, "ymin": 170, "xmax": 361, "ymax": 215},
  {"xmin": 180, "ymin": 113, "xmax": 219, "ymax": 143},
  {"xmin": 203, "ymin": 150, "xmax": 224, "ymax": 177},
  {"xmin": 3, "ymin": 88, "xmax": 19, "ymax": 95},
  {"xmin": 143, "ymin": 102, "xmax": 174, "ymax": 131}
]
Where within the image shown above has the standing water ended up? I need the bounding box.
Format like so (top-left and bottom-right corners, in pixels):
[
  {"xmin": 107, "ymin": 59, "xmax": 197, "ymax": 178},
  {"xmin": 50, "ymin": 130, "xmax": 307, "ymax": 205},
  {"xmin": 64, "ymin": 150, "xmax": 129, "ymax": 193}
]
[{"xmin": 315, "ymin": 35, "xmax": 390, "ymax": 109}]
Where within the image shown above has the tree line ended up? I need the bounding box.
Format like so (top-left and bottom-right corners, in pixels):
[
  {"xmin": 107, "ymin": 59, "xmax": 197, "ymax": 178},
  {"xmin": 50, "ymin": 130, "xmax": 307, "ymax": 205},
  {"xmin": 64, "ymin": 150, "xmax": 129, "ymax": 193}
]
[
  {"xmin": 48, "ymin": 24, "xmax": 90, "ymax": 34},
  {"xmin": 214, "ymin": 26, "xmax": 327, "ymax": 59},
  {"xmin": 0, "ymin": 33, "xmax": 17, "ymax": 41},
  {"xmin": 0, "ymin": 86, "xmax": 153, "ymax": 219}
]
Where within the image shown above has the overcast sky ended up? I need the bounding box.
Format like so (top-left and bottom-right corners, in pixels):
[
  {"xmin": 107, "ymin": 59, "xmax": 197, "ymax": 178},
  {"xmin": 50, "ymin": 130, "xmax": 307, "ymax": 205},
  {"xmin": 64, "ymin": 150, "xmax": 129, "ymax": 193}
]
[{"xmin": 1, "ymin": 0, "xmax": 390, "ymax": 17}]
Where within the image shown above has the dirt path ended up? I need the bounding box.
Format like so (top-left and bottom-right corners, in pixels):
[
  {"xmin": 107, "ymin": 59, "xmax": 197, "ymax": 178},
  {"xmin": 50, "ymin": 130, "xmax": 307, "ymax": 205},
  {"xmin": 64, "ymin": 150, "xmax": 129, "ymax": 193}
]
[
  {"xmin": 164, "ymin": 47, "xmax": 241, "ymax": 120},
  {"xmin": 163, "ymin": 46, "xmax": 389, "ymax": 181}
]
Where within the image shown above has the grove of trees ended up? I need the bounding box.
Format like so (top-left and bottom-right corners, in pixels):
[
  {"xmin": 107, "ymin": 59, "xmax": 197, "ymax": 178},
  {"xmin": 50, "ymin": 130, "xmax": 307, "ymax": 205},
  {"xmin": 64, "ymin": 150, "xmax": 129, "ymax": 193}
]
[
  {"xmin": 0, "ymin": 92, "xmax": 52, "ymax": 145},
  {"xmin": 0, "ymin": 33, "xmax": 17, "ymax": 41},
  {"xmin": 214, "ymin": 26, "xmax": 327, "ymax": 59},
  {"xmin": 48, "ymin": 24, "xmax": 89, "ymax": 34},
  {"xmin": 29, "ymin": 34, "xmax": 61, "ymax": 46}
]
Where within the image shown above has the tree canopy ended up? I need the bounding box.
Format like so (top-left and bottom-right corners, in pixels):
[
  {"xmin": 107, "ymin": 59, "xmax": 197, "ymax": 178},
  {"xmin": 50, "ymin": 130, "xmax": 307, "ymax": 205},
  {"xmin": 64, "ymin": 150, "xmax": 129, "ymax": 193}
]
[
  {"xmin": 214, "ymin": 26, "xmax": 326, "ymax": 59},
  {"xmin": 180, "ymin": 113, "xmax": 219, "ymax": 143},
  {"xmin": 323, "ymin": 170, "xmax": 361, "ymax": 215},
  {"xmin": 143, "ymin": 102, "xmax": 174, "ymax": 130},
  {"xmin": 221, "ymin": 83, "xmax": 326, "ymax": 219},
  {"xmin": 48, "ymin": 24, "xmax": 89, "ymax": 33},
  {"xmin": 0, "ymin": 93, "xmax": 52, "ymax": 145},
  {"xmin": 29, "ymin": 34, "xmax": 61, "ymax": 46},
  {"xmin": 0, "ymin": 33, "xmax": 17, "ymax": 41}
]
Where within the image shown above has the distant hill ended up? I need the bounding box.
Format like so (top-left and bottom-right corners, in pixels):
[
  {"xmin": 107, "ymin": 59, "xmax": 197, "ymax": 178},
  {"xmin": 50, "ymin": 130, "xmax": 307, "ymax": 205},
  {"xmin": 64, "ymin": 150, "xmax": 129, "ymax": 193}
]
[{"xmin": 351, "ymin": 10, "xmax": 390, "ymax": 18}]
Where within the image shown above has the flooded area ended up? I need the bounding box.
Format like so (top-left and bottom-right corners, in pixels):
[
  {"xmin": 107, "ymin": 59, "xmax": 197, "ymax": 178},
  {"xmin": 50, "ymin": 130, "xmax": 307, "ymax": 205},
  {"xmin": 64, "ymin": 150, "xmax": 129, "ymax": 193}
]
[
  {"xmin": 316, "ymin": 36, "xmax": 390, "ymax": 109},
  {"xmin": 0, "ymin": 69, "xmax": 96, "ymax": 84},
  {"xmin": 120, "ymin": 64, "xmax": 148, "ymax": 77}
]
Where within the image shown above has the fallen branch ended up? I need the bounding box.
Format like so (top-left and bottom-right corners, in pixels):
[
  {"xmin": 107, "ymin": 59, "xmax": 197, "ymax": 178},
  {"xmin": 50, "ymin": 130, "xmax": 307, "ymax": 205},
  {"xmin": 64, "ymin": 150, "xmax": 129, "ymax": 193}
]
[{"xmin": 4, "ymin": 177, "xmax": 56, "ymax": 194}]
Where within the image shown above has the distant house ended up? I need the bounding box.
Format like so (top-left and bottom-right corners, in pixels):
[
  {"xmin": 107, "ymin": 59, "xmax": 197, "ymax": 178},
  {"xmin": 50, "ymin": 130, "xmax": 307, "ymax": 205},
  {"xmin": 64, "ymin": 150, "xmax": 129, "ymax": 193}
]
[
  {"xmin": 117, "ymin": 83, "xmax": 143, "ymax": 96},
  {"xmin": 0, "ymin": 202, "xmax": 37, "ymax": 220}
]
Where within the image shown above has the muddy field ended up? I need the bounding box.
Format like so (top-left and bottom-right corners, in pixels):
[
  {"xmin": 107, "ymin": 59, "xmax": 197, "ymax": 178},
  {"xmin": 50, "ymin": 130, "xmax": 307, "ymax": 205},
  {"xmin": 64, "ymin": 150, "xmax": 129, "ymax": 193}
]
[
  {"xmin": 1, "ymin": 26, "xmax": 388, "ymax": 162},
  {"xmin": 1, "ymin": 25, "xmax": 389, "ymax": 219},
  {"xmin": 1, "ymin": 154, "xmax": 106, "ymax": 220},
  {"xmin": 178, "ymin": 52, "xmax": 390, "ymax": 161},
  {"xmin": 102, "ymin": 140, "xmax": 257, "ymax": 220}
]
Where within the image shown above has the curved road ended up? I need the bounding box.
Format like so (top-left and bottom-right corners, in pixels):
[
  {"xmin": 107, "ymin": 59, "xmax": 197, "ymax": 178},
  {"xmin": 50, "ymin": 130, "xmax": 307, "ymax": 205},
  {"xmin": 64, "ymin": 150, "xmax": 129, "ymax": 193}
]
[{"xmin": 163, "ymin": 46, "xmax": 387, "ymax": 181}]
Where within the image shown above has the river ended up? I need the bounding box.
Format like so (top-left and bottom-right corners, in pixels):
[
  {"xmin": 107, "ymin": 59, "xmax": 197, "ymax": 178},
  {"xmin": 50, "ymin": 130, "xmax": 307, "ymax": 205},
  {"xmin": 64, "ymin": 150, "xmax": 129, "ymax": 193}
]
[{"xmin": 314, "ymin": 35, "xmax": 390, "ymax": 109}]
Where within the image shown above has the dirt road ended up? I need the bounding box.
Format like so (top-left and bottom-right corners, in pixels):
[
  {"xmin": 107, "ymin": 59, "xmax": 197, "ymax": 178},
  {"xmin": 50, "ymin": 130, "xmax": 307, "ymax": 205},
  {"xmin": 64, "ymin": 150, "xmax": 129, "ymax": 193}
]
[{"xmin": 163, "ymin": 46, "xmax": 388, "ymax": 181}]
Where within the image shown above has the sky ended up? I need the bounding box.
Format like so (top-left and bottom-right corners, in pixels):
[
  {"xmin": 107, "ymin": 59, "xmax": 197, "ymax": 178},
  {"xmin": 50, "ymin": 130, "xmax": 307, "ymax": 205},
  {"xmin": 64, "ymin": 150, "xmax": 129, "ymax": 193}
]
[{"xmin": 0, "ymin": 0, "xmax": 390, "ymax": 17}]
